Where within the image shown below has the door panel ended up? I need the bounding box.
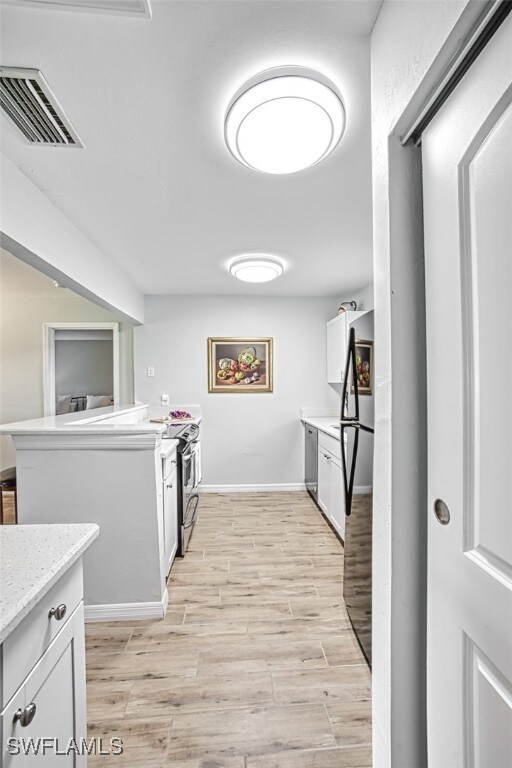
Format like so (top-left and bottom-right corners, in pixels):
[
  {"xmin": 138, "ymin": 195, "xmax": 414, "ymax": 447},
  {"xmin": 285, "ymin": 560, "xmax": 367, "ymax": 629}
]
[
  {"xmin": 462, "ymin": 100, "xmax": 512, "ymax": 581},
  {"xmin": 24, "ymin": 644, "xmax": 75, "ymax": 766},
  {"xmin": 465, "ymin": 636, "xmax": 512, "ymax": 768},
  {"xmin": 423, "ymin": 15, "xmax": 512, "ymax": 766}
]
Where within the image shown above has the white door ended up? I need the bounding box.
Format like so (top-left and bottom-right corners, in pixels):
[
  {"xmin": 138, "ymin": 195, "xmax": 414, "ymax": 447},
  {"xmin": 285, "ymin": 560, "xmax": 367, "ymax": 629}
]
[{"xmin": 423, "ymin": 15, "xmax": 512, "ymax": 767}]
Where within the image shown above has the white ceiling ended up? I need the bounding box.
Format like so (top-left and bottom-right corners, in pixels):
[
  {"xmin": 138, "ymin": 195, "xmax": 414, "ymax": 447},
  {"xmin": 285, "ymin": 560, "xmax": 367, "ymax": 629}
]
[{"xmin": 0, "ymin": 0, "xmax": 381, "ymax": 297}]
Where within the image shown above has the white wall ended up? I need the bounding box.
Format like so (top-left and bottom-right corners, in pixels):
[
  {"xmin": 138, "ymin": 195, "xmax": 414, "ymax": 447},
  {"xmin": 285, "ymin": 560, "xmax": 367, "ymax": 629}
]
[
  {"xmin": 370, "ymin": 2, "xmax": 476, "ymax": 766},
  {"xmin": 0, "ymin": 253, "xmax": 134, "ymax": 469},
  {"xmin": 0, "ymin": 155, "xmax": 144, "ymax": 323},
  {"xmin": 55, "ymin": 339, "xmax": 114, "ymax": 398},
  {"xmin": 135, "ymin": 295, "xmax": 340, "ymax": 488},
  {"xmin": 339, "ymin": 282, "xmax": 374, "ymax": 311}
]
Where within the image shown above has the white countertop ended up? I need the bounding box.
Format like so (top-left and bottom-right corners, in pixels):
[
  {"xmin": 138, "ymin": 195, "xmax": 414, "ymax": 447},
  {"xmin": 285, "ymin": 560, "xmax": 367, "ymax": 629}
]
[
  {"xmin": 0, "ymin": 404, "xmax": 166, "ymax": 436},
  {"xmin": 301, "ymin": 416, "xmax": 342, "ymax": 440},
  {"xmin": 0, "ymin": 523, "xmax": 99, "ymax": 643},
  {"xmin": 160, "ymin": 438, "xmax": 179, "ymax": 458}
]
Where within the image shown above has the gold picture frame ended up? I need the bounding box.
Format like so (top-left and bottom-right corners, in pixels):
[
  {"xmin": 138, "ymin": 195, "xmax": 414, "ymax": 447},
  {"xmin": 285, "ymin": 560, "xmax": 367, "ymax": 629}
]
[
  {"xmin": 208, "ymin": 337, "xmax": 273, "ymax": 393},
  {"xmin": 351, "ymin": 340, "xmax": 373, "ymax": 396}
]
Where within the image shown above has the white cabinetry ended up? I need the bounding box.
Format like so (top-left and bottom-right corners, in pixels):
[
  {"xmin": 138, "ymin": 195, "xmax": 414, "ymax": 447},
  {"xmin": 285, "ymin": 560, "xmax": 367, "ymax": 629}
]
[
  {"xmin": 1, "ymin": 563, "xmax": 88, "ymax": 767},
  {"xmin": 326, "ymin": 311, "xmax": 365, "ymax": 383},
  {"xmin": 162, "ymin": 447, "xmax": 178, "ymax": 576},
  {"xmin": 317, "ymin": 432, "xmax": 345, "ymax": 541},
  {"xmin": 317, "ymin": 447, "xmax": 330, "ymax": 516},
  {"xmin": 328, "ymin": 458, "xmax": 345, "ymax": 540}
]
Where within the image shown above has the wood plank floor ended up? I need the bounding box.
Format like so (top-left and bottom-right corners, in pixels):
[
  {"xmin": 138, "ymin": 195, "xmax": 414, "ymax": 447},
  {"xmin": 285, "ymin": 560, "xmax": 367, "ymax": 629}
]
[
  {"xmin": 86, "ymin": 491, "xmax": 372, "ymax": 767},
  {"xmin": 0, "ymin": 491, "xmax": 16, "ymax": 525}
]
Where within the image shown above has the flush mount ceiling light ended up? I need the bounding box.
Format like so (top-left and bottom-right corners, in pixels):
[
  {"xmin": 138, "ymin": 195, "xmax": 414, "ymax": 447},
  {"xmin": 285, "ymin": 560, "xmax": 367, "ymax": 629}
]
[
  {"xmin": 229, "ymin": 255, "xmax": 284, "ymax": 283},
  {"xmin": 225, "ymin": 67, "xmax": 345, "ymax": 174}
]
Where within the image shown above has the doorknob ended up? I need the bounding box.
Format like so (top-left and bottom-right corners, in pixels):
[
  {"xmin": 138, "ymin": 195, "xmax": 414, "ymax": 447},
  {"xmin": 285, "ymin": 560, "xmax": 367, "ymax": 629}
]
[{"xmin": 433, "ymin": 498, "xmax": 450, "ymax": 525}]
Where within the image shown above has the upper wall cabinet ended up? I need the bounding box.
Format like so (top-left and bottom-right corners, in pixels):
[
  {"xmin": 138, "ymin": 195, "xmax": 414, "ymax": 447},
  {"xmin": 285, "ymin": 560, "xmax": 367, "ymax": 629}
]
[{"xmin": 326, "ymin": 311, "xmax": 365, "ymax": 383}]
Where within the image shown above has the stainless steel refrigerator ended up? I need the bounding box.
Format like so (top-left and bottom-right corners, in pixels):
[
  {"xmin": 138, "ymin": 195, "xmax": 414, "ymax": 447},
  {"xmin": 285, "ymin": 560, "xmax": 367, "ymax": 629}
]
[{"xmin": 340, "ymin": 311, "xmax": 374, "ymax": 667}]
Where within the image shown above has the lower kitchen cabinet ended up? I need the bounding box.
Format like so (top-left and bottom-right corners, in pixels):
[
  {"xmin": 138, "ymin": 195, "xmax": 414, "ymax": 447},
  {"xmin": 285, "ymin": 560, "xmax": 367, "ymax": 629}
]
[
  {"xmin": 2, "ymin": 608, "xmax": 86, "ymax": 767},
  {"xmin": 1, "ymin": 560, "xmax": 89, "ymax": 767},
  {"xmin": 328, "ymin": 456, "xmax": 345, "ymax": 540},
  {"xmin": 162, "ymin": 464, "xmax": 178, "ymax": 576},
  {"xmin": 317, "ymin": 444, "xmax": 330, "ymax": 516},
  {"xmin": 317, "ymin": 444, "xmax": 345, "ymax": 542}
]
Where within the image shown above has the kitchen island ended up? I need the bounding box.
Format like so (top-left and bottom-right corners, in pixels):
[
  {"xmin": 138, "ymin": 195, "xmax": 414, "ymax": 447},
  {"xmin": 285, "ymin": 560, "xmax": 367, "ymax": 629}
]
[{"xmin": 0, "ymin": 404, "xmax": 179, "ymax": 622}]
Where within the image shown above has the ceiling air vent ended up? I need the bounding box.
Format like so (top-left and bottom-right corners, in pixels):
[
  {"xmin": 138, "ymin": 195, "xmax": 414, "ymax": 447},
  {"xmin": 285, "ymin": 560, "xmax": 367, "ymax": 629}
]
[{"xmin": 0, "ymin": 67, "xmax": 83, "ymax": 147}]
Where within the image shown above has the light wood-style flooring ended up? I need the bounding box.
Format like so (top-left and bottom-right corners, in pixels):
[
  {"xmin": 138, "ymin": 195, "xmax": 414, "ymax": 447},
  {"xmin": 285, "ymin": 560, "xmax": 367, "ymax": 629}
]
[
  {"xmin": 86, "ymin": 491, "xmax": 372, "ymax": 767},
  {"xmin": 0, "ymin": 491, "xmax": 16, "ymax": 525}
]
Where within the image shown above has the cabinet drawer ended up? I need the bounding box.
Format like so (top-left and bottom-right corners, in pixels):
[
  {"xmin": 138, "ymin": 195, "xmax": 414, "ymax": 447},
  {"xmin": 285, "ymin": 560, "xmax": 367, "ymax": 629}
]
[
  {"xmin": 1, "ymin": 562, "xmax": 83, "ymax": 708},
  {"xmin": 318, "ymin": 431, "xmax": 341, "ymax": 461}
]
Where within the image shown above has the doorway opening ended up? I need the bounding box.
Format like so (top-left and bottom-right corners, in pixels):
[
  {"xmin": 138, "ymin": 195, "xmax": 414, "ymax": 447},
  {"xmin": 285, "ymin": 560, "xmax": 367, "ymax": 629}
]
[{"xmin": 43, "ymin": 322, "xmax": 120, "ymax": 416}]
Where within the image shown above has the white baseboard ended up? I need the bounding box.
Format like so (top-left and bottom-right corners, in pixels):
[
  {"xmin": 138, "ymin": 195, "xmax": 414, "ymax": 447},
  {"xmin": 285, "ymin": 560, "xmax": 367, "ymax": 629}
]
[
  {"xmin": 353, "ymin": 485, "xmax": 373, "ymax": 495},
  {"xmin": 199, "ymin": 483, "xmax": 306, "ymax": 493},
  {"xmin": 85, "ymin": 591, "xmax": 168, "ymax": 623}
]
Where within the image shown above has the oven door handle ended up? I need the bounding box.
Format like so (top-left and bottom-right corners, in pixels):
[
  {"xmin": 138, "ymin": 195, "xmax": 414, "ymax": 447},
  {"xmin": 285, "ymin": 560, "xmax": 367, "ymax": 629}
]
[{"xmin": 183, "ymin": 494, "xmax": 199, "ymax": 529}]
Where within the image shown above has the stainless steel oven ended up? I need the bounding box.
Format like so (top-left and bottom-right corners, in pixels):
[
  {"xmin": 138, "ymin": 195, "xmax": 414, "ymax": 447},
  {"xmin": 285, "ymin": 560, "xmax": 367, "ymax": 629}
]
[
  {"xmin": 162, "ymin": 421, "xmax": 201, "ymax": 556},
  {"xmin": 180, "ymin": 440, "xmax": 200, "ymax": 554}
]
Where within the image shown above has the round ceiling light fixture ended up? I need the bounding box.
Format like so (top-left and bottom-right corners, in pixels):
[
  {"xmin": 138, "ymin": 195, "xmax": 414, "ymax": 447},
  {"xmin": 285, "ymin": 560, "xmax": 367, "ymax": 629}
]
[
  {"xmin": 225, "ymin": 67, "xmax": 345, "ymax": 174},
  {"xmin": 229, "ymin": 255, "xmax": 284, "ymax": 283}
]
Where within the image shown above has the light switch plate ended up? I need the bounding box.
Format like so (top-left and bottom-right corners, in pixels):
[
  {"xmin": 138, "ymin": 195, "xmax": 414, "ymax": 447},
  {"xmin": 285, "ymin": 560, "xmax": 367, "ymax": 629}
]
[{"xmin": 147, "ymin": 366, "xmax": 155, "ymax": 377}]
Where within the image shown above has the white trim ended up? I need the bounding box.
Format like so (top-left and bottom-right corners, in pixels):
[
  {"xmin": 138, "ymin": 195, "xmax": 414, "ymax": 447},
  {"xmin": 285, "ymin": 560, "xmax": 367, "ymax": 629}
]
[
  {"xmin": 13, "ymin": 432, "xmax": 160, "ymax": 451},
  {"xmin": 43, "ymin": 322, "xmax": 120, "ymax": 416},
  {"xmin": 85, "ymin": 593, "xmax": 168, "ymax": 623},
  {"xmin": 2, "ymin": 0, "xmax": 152, "ymax": 19},
  {"xmin": 199, "ymin": 483, "xmax": 306, "ymax": 493},
  {"xmin": 400, "ymin": 0, "xmax": 507, "ymax": 145}
]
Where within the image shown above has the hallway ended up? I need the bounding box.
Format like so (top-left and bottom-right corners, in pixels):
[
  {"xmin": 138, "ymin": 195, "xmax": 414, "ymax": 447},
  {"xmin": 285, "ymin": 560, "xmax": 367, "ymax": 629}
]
[{"xmin": 85, "ymin": 491, "xmax": 372, "ymax": 766}]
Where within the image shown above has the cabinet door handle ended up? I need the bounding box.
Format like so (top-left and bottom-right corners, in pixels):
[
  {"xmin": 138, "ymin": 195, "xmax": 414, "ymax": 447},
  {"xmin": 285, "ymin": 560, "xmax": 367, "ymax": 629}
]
[
  {"xmin": 14, "ymin": 703, "xmax": 36, "ymax": 727},
  {"xmin": 166, "ymin": 483, "xmax": 173, "ymax": 489},
  {"xmin": 171, "ymin": 459, "xmax": 177, "ymax": 465},
  {"xmin": 324, "ymin": 454, "xmax": 331, "ymax": 460},
  {"xmin": 48, "ymin": 603, "xmax": 67, "ymax": 621}
]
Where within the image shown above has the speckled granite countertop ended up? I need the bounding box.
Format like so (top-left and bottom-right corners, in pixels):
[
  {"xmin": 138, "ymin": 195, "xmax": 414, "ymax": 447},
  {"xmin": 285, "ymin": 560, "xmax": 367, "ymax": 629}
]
[{"xmin": 0, "ymin": 524, "xmax": 99, "ymax": 643}]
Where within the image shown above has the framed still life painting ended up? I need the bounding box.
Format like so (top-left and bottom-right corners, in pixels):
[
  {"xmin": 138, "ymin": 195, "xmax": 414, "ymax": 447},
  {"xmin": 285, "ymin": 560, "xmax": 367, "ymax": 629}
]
[
  {"xmin": 208, "ymin": 338, "xmax": 273, "ymax": 393},
  {"xmin": 351, "ymin": 340, "xmax": 373, "ymax": 396}
]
